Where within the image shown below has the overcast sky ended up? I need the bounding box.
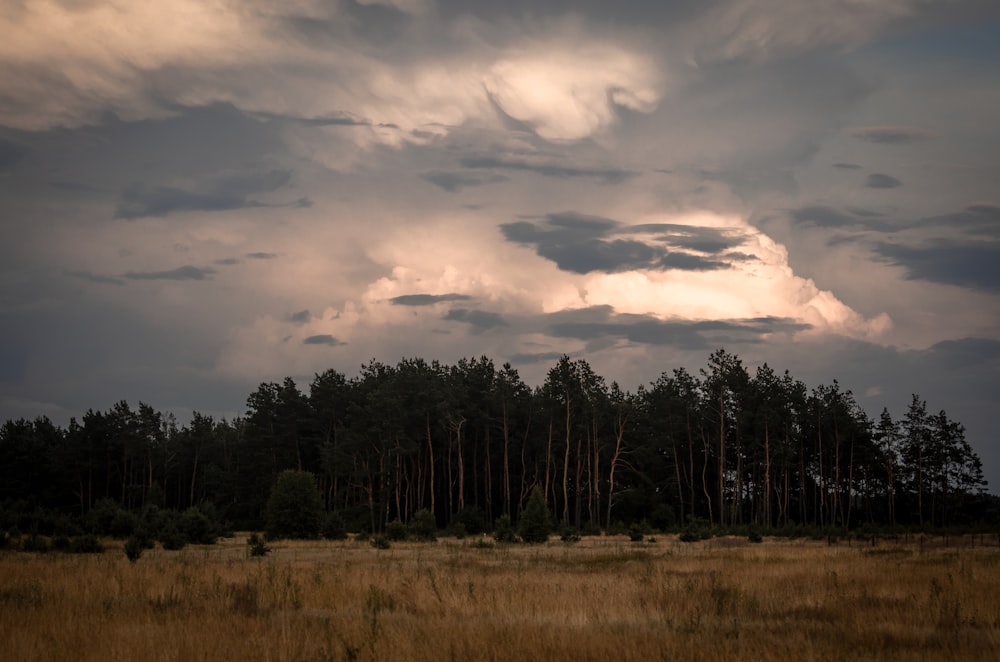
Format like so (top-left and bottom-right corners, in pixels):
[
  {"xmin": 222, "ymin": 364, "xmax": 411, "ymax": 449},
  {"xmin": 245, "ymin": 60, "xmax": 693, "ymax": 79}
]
[{"xmin": 1, "ymin": 0, "xmax": 998, "ymax": 488}]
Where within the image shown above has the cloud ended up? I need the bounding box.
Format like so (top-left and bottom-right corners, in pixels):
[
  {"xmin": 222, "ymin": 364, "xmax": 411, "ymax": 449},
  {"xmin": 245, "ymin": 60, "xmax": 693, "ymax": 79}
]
[
  {"xmin": 288, "ymin": 310, "xmax": 312, "ymax": 324},
  {"xmin": 115, "ymin": 169, "xmax": 293, "ymax": 219},
  {"xmin": 545, "ymin": 306, "xmax": 811, "ymax": 350},
  {"xmin": 246, "ymin": 252, "xmax": 278, "ymax": 260},
  {"xmin": 833, "ymin": 162, "xmax": 863, "ymax": 170},
  {"xmin": 420, "ymin": 171, "xmax": 507, "ymax": 192},
  {"xmin": 460, "ymin": 156, "xmax": 637, "ymax": 184},
  {"xmin": 67, "ymin": 271, "xmax": 125, "ymax": 286},
  {"xmin": 303, "ymin": 334, "xmax": 345, "ymax": 346},
  {"xmin": 850, "ymin": 126, "xmax": 933, "ymax": 144},
  {"xmin": 442, "ymin": 308, "xmax": 507, "ymax": 332},
  {"xmin": 0, "ymin": 137, "xmax": 25, "ymax": 172},
  {"xmin": 122, "ymin": 266, "xmax": 216, "ymax": 281},
  {"xmin": 500, "ymin": 212, "xmax": 745, "ymax": 274},
  {"xmin": 390, "ymin": 293, "xmax": 473, "ymax": 306},
  {"xmin": 874, "ymin": 242, "xmax": 1000, "ymax": 293},
  {"xmin": 866, "ymin": 173, "xmax": 902, "ymax": 189}
]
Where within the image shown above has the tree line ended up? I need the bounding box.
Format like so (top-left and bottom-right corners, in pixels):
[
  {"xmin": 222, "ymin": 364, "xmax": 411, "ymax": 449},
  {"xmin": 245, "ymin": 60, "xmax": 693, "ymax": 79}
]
[{"xmin": 1, "ymin": 350, "xmax": 992, "ymax": 536}]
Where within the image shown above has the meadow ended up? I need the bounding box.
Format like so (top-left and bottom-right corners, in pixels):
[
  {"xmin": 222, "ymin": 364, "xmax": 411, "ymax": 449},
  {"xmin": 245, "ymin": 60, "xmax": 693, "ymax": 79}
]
[{"xmin": 2, "ymin": 534, "xmax": 999, "ymax": 661}]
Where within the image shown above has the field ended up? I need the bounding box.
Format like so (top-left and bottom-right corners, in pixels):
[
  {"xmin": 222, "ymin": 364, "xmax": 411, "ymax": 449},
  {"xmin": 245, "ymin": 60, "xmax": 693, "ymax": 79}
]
[{"xmin": 2, "ymin": 534, "xmax": 999, "ymax": 661}]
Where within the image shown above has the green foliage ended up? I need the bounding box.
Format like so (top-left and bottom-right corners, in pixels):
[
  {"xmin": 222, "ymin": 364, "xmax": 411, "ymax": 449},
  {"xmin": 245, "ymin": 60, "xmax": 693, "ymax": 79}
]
[
  {"xmin": 560, "ymin": 526, "xmax": 581, "ymax": 543},
  {"xmin": 20, "ymin": 533, "xmax": 51, "ymax": 553},
  {"xmin": 408, "ymin": 509, "xmax": 437, "ymax": 542},
  {"xmin": 68, "ymin": 534, "xmax": 104, "ymax": 554},
  {"xmin": 159, "ymin": 522, "xmax": 187, "ymax": 550},
  {"xmin": 179, "ymin": 507, "xmax": 216, "ymax": 544},
  {"xmin": 385, "ymin": 519, "xmax": 407, "ymax": 541},
  {"xmin": 124, "ymin": 535, "xmax": 144, "ymax": 562},
  {"xmin": 628, "ymin": 521, "xmax": 651, "ymax": 542},
  {"xmin": 322, "ymin": 511, "xmax": 348, "ymax": 540},
  {"xmin": 265, "ymin": 470, "xmax": 323, "ymax": 540},
  {"xmin": 369, "ymin": 534, "xmax": 391, "ymax": 549},
  {"xmin": 452, "ymin": 506, "xmax": 487, "ymax": 535},
  {"xmin": 493, "ymin": 515, "xmax": 517, "ymax": 543},
  {"xmin": 247, "ymin": 532, "xmax": 270, "ymax": 557},
  {"xmin": 519, "ymin": 486, "xmax": 551, "ymax": 544}
]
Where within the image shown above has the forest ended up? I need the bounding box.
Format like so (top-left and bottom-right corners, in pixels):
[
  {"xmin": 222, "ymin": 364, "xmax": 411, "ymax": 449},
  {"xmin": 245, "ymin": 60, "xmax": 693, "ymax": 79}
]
[{"xmin": 1, "ymin": 349, "xmax": 994, "ymax": 538}]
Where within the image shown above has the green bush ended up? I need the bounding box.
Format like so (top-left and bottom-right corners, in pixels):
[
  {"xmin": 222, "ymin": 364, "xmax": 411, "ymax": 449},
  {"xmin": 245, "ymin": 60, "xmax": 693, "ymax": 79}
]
[
  {"xmin": 453, "ymin": 506, "xmax": 487, "ymax": 535},
  {"xmin": 519, "ymin": 486, "xmax": 551, "ymax": 544},
  {"xmin": 493, "ymin": 515, "xmax": 517, "ymax": 543},
  {"xmin": 370, "ymin": 534, "xmax": 391, "ymax": 550},
  {"xmin": 124, "ymin": 535, "xmax": 144, "ymax": 562},
  {"xmin": 408, "ymin": 509, "xmax": 437, "ymax": 542},
  {"xmin": 160, "ymin": 522, "xmax": 187, "ymax": 550},
  {"xmin": 322, "ymin": 511, "xmax": 348, "ymax": 540},
  {"xmin": 385, "ymin": 519, "xmax": 408, "ymax": 541},
  {"xmin": 247, "ymin": 533, "xmax": 270, "ymax": 557},
  {"xmin": 21, "ymin": 533, "xmax": 51, "ymax": 553},
  {"xmin": 265, "ymin": 470, "xmax": 323, "ymax": 540},
  {"xmin": 560, "ymin": 527, "xmax": 581, "ymax": 543},
  {"xmin": 180, "ymin": 507, "xmax": 216, "ymax": 544},
  {"xmin": 69, "ymin": 534, "xmax": 104, "ymax": 554}
]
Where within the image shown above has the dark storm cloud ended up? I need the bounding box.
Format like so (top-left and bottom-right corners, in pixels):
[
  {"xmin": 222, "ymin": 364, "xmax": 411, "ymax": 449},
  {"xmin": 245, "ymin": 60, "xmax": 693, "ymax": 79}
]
[
  {"xmin": 874, "ymin": 242, "xmax": 1000, "ymax": 292},
  {"xmin": 214, "ymin": 258, "xmax": 241, "ymax": 266},
  {"xmin": 501, "ymin": 213, "xmax": 739, "ymax": 274},
  {"xmin": 246, "ymin": 252, "xmax": 278, "ymax": 260},
  {"xmin": 866, "ymin": 173, "xmax": 902, "ymax": 189},
  {"xmin": 544, "ymin": 306, "xmax": 810, "ymax": 350},
  {"xmin": 122, "ymin": 266, "xmax": 216, "ymax": 281},
  {"xmin": 460, "ymin": 155, "xmax": 637, "ymax": 184},
  {"xmin": 850, "ymin": 126, "xmax": 933, "ymax": 144},
  {"xmin": 791, "ymin": 205, "xmax": 856, "ymax": 228},
  {"xmin": 303, "ymin": 334, "xmax": 344, "ymax": 346},
  {"xmin": 250, "ymin": 110, "xmax": 372, "ymax": 127},
  {"xmin": 288, "ymin": 310, "xmax": 312, "ymax": 324},
  {"xmin": 420, "ymin": 171, "xmax": 508, "ymax": 192},
  {"xmin": 833, "ymin": 162, "xmax": 863, "ymax": 170},
  {"xmin": 391, "ymin": 293, "xmax": 473, "ymax": 306},
  {"xmin": 115, "ymin": 169, "xmax": 293, "ymax": 219},
  {"xmin": 443, "ymin": 308, "xmax": 507, "ymax": 332}
]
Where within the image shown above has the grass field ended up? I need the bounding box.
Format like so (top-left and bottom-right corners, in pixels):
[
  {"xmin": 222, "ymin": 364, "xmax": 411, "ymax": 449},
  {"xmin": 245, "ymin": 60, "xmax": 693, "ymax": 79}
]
[{"xmin": 2, "ymin": 534, "xmax": 999, "ymax": 661}]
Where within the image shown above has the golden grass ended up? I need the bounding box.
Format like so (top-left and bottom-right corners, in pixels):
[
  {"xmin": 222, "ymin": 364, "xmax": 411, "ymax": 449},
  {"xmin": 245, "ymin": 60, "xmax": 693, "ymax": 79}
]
[{"xmin": 2, "ymin": 535, "xmax": 998, "ymax": 661}]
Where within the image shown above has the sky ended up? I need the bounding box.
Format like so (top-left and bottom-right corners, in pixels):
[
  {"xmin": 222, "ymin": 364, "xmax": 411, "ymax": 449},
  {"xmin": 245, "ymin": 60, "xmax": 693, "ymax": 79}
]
[{"xmin": 1, "ymin": 0, "xmax": 999, "ymax": 489}]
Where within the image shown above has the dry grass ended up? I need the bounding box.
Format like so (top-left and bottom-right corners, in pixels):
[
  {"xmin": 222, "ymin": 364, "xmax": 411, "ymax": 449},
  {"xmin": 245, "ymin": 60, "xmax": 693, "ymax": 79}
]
[{"xmin": 2, "ymin": 535, "xmax": 999, "ymax": 661}]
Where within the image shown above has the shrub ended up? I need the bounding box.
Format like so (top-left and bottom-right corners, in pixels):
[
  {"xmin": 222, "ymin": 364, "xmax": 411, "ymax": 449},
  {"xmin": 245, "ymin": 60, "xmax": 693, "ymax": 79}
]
[
  {"xmin": 519, "ymin": 486, "xmax": 551, "ymax": 544},
  {"xmin": 21, "ymin": 533, "xmax": 51, "ymax": 553},
  {"xmin": 180, "ymin": 507, "xmax": 215, "ymax": 545},
  {"xmin": 69, "ymin": 534, "xmax": 104, "ymax": 554},
  {"xmin": 265, "ymin": 470, "xmax": 323, "ymax": 540},
  {"xmin": 493, "ymin": 515, "xmax": 517, "ymax": 543},
  {"xmin": 160, "ymin": 522, "xmax": 187, "ymax": 551},
  {"xmin": 109, "ymin": 509, "xmax": 139, "ymax": 539},
  {"xmin": 385, "ymin": 520, "xmax": 408, "ymax": 541},
  {"xmin": 322, "ymin": 511, "xmax": 348, "ymax": 540},
  {"xmin": 560, "ymin": 527, "xmax": 581, "ymax": 543},
  {"xmin": 628, "ymin": 523, "xmax": 646, "ymax": 542},
  {"xmin": 247, "ymin": 533, "xmax": 270, "ymax": 557},
  {"xmin": 370, "ymin": 534, "xmax": 391, "ymax": 550},
  {"xmin": 408, "ymin": 509, "xmax": 437, "ymax": 542},
  {"xmin": 453, "ymin": 506, "xmax": 487, "ymax": 535},
  {"xmin": 124, "ymin": 535, "xmax": 144, "ymax": 562}
]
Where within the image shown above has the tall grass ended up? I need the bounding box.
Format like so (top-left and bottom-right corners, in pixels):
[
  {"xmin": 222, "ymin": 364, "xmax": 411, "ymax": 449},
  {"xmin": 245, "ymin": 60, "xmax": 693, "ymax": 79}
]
[{"xmin": 1, "ymin": 535, "xmax": 998, "ymax": 660}]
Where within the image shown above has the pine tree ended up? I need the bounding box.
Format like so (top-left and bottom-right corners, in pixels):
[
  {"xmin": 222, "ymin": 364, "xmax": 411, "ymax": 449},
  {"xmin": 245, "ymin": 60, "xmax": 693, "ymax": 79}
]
[{"xmin": 519, "ymin": 486, "xmax": 551, "ymax": 543}]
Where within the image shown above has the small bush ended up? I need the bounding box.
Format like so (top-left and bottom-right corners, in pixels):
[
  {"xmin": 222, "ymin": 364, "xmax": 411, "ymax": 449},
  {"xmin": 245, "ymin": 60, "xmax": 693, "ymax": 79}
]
[
  {"xmin": 180, "ymin": 507, "xmax": 216, "ymax": 545},
  {"xmin": 109, "ymin": 510, "xmax": 139, "ymax": 539},
  {"xmin": 124, "ymin": 535, "xmax": 144, "ymax": 562},
  {"xmin": 493, "ymin": 515, "xmax": 517, "ymax": 543},
  {"xmin": 52, "ymin": 535, "xmax": 71, "ymax": 551},
  {"xmin": 159, "ymin": 522, "xmax": 187, "ymax": 551},
  {"xmin": 370, "ymin": 534, "xmax": 391, "ymax": 550},
  {"xmin": 69, "ymin": 535, "xmax": 104, "ymax": 554},
  {"xmin": 385, "ymin": 520, "xmax": 408, "ymax": 541},
  {"xmin": 265, "ymin": 470, "xmax": 324, "ymax": 540},
  {"xmin": 560, "ymin": 526, "xmax": 581, "ymax": 543},
  {"xmin": 748, "ymin": 530, "xmax": 764, "ymax": 544},
  {"xmin": 21, "ymin": 533, "xmax": 51, "ymax": 553},
  {"xmin": 628, "ymin": 523, "xmax": 646, "ymax": 542},
  {"xmin": 453, "ymin": 506, "xmax": 487, "ymax": 535},
  {"xmin": 469, "ymin": 537, "xmax": 494, "ymax": 549},
  {"xmin": 247, "ymin": 533, "xmax": 270, "ymax": 557},
  {"xmin": 408, "ymin": 509, "xmax": 437, "ymax": 542},
  {"xmin": 322, "ymin": 512, "xmax": 348, "ymax": 540}
]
